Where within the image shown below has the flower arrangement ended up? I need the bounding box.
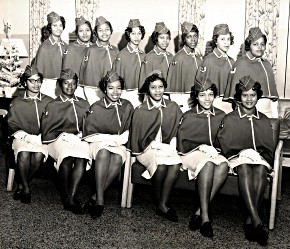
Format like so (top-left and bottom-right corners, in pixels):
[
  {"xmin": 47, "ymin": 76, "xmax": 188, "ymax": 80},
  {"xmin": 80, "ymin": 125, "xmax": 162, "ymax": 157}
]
[{"xmin": 0, "ymin": 22, "xmax": 24, "ymax": 88}]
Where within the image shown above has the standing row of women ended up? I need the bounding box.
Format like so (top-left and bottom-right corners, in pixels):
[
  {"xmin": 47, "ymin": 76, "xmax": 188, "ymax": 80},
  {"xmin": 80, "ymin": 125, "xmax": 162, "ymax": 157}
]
[
  {"xmin": 8, "ymin": 63, "xmax": 274, "ymax": 246},
  {"xmin": 32, "ymin": 11, "xmax": 278, "ymax": 117}
]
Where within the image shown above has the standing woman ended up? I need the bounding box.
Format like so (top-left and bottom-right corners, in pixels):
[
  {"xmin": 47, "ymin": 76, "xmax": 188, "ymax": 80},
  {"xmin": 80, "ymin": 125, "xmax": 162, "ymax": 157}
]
[
  {"xmin": 129, "ymin": 70, "xmax": 182, "ymax": 222},
  {"xmin": 177, "ymin": 77, "xmax": 228, "ymax": 237},
  {"xmin": 79, "ymin": 16, "xmax": 119, "ymax": 105},
  {"xmin": 82, "ymin": 71, "xmax": 134, "ymax": 219},
  {"xmin": 166, "ymin": 22, "xmax": 202, "ymax": 112},
  {"xmin": 218, "ymin": 76, "xmax": 274, "ymax": 246},
  {"xmin": 223, "ymin": 27, "xmax": 279, "ymax": 117},
  {"xmin": 196, "ymin": 24, "xmax": 234, "ymax": 113},
  {"xmin": 113, "ymin": 19, "xmax": 146, "ymax": 108},
  {"xmin": 62, "ymin": 16, "xmax": 93, "ymax": 99},
  {"xmin": 34, "ymin": 11, "xmax": 68, "ymax": 98},
  {"xmin": 7, "ymin": 65, "xmax": 52, "ymax": 203},
  {"xmin": 41, "ymin": 69, "xmax": 91, "ymax": 214},
  {"xmin": 139, "ymin": 22, "xmax": 173, "ymax": 93}
]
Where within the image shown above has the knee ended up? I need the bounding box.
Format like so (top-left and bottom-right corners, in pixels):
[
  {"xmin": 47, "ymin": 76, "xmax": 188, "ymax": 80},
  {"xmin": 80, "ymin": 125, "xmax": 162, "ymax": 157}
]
[
  {"xmin": 31, "ymin": 152, "xmax": 44, "ymax": 164},
  {"xmin": 17, "ymin": 152, "xmax": 31, "ymax": 163},
  {"xmin": 96, "ymin": 149, "xmax": 110, "ymax": 160}
]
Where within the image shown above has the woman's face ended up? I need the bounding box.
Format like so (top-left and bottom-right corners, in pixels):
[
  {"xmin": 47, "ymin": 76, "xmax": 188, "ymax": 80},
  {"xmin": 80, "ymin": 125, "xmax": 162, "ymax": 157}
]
[
  {"xmin": 96, "ymin": 23, "xmax": 111, "ymax": 43},
  {"xmin": 250, "ymin": 37, "xmax": 266, "ymax": 58},
  {"xmin": 77, "ymin": 23, "xmax": 92, "ymax": 43},
  {"xmin": 129, "ymin": 27, "xmax": 142, "ymax": 46},
  {"xmin": 216, "ymin": 33, "xmax": 231, "ymax": 53},
  {"xmin": 156, "ymin": 33, "xmax": 170, "ymax": 51},
  {"xmin": 185, "ymin": 31, "xmax": 198, "ymax": 49},
  {"xmin": 197, "ymin": 89, "xmax": 215, "ymax": 110},
  {"xmin": 240, "ymin": 88, "xmax": 258, "ymax": 111},
  {"xmin": 61, "ymin": 79, "xmax": 77, "ymax": 98},
  {"xmin": 26, "ymin": 74, "xmax": 42, "ymax": 96},
  {"xmin": 51, "ymin": 20, "xmax": 64, "ymax": 37},
  {"xmin": 148, "ymin": 79, "xmax": 164, "ymax": 102},
  {"xmin": 106, "ymin": 80, "xmax": 122, "ymax": 102}
]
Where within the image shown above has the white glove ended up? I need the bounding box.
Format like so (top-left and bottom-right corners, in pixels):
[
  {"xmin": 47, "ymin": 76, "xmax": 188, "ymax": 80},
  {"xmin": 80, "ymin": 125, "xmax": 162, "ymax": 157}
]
[
  {"xmin": 239, "ymin": 149, "xmax": 261, "ymax": 162},
  {"xmin": 199, "ymin": 144, "xmax": 219, "ymax": 159},
  {"xmin": 60, "ymin": 133, "xmax": 81, "ymax": 146},
  {"xmin": 24, "ymin": 134, "xmax": 42, "ymax": 146}
]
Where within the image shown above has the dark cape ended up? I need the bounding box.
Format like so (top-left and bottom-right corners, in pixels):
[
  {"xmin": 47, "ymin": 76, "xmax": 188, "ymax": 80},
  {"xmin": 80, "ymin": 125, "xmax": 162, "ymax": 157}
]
[
  {"xmin": 128, "ymin": 98, "xmax": 182, "ymax": 154},
  {"xmin": 177, "ymin": 106, "xmax": 225, "ymax": 154}
]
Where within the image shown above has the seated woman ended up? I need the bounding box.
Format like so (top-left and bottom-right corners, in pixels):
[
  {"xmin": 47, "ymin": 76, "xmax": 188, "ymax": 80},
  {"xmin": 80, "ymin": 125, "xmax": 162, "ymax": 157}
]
[
  {"xmin": 129, "ymin": 70, "xmax": 182, "ymax": 222},
  {"xmin": 7, "ymin": 65, "xmax": 52, "ymax": 203},
  {"xmin": 217, "ymin": 76, "xmax": 274, "ymax": 246},
  {"xmin": 41, "ymin": 68, "xmax": 91, "ymax": 214},
  {"xmin": 177, "ymin": 77, "xmax": 228, "ymax": 237},
  {"xmin": 82, "ymin": 71, "xmax": 134, "ymax": 219}
]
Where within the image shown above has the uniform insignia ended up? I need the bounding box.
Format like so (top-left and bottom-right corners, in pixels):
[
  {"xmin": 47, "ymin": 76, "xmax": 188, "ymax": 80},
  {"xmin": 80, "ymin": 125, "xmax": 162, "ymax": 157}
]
[
  {"xmin": 230, "ymin": 67, "xmax": 236, "ymax": 74},
  {"xmin": 116, "ymin": 57, "xmax": 121, "ymax": 61},
  {"xmin": 171, "ymin": 61, "xmax": 177, "ymax": 65},
  {"xmin": 84, "ymin": 56, "xmax": 88, "ymax": 62},
  {"xmin": 63, "ymin": 50, "xmax": 68, "ymax": 55},
  {"xmin": 200, "ymin": 66, "xmax": 206, "ymax": 72}
]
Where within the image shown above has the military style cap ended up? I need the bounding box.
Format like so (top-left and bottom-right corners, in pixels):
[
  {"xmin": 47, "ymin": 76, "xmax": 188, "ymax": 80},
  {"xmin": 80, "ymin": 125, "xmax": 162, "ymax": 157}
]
[
  {"xmin": 95, "ymin": 16, "xmax": 108, "ymax": 27},
  {"xmin": 60, "ymin": 68, "xmax": 77, "ymax": 80},
  {"xmin": 24, "ymin": 65, "xmax": 39, "ymax": 77},
  {"xmin": 181, "ymin": 21, "xmax": 194, "ymax": 34},
  {"xmin": 104, "ymin": 70, "xmax": 120, "ymax": 83},
  {"xmin": 75, "ymin": 16, "xmax": 88, "ymax": 27},
  {"xmin": 139, "ymin": 70, "xmax": 165, "ymax": 93},
  {"xmin": 128, "ymin": 19, "xmax": 141, "ymax": 28},
  {"xmin": 237, "ymin": 75, "xmax": 256, "ymax": 91},
  {"xmin": 154, "ymin": 22, "xmax": 169, "ymax": 34},
  {"xmin": 248, "ymin": 27, "xmax": 264, "ymax": 41},
  {"xmin": 194, "ymin": 76, "xmax": 213, "ymax": 92},
  {"xmin": 47, "ymin": 11, "xmax": 60, "ymax": 24},
  {"xmin": 213, "ymin": 24, "xmax": 230, "ymax": 35}
]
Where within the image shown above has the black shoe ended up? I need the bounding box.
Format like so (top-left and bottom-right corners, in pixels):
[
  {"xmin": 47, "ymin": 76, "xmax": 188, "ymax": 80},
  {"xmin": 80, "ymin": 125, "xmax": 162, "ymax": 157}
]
[
  {"xmin": 83, "ymin": 198, "xmax": 96, "ymax": 213},
  {"xmin": 200, "ymin": 222, "xmax": 213, "ymax": 238},
  {"xmin": 189, "ymin": 215, "xmax": 201, "ymax": 231},
  {"xmin": 64, "ymin": 202, "xmax": 83, "ymax": 214},
  {"xmin": 254, "ymin": 224, "xmax": 268, "ymax": 246},
  {"xmin": 13, "ymin": 188, "xmax": 23, "ymax": 200},
  {"xmin": 156, "ymin": 208, "xmax": 178, "ymax": 222},
  {"xmin": 21, "ymin": 192, "xmax": 31, "ymax": 204},
  {"xmin": 243, "ymin": 224, "xmax": 256, "ymax": 242},
  {"xmin": 90, "ymin": 205, "xmax": 104, "ymax": 219}
]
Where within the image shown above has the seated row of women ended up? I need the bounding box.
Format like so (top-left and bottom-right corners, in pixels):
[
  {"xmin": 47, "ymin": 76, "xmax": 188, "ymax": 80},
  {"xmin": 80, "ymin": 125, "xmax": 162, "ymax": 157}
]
[
  {"xmin": 7, "ymin": 65, "xmax": 274, "ymax": 246},
  {"xmin": 34, "ymin": 12, "xmax": 278, "ymax": 118}
]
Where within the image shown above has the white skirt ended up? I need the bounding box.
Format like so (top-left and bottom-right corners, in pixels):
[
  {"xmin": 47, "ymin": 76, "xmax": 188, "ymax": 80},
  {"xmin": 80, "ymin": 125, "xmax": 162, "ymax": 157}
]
[
  {"xmin": 137, "ymin": 147, "xmax": 182, "ymax": 179},
  {"xmin": 181, "ymin": 150, "xmax": 228, "ymax": 180},
  {"xmin": 12, "ymin": 138, "xmax": 48, "ymax": 163},
  {"xmin": 47, "ymin": 139, "xmax": 91, "ymax": 171},
  {"xmin": 89, "ymin": 142, "xmax": 127, "ymax": 164},
  {"xmin": 228, "ymin": 155, "xmax": 271, "ymax": 174}
]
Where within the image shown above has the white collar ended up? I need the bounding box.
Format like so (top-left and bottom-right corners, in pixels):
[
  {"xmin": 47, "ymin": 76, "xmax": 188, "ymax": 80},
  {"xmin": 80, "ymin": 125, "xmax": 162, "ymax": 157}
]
[
  {"xmin": 76, "ymin": 39, "xmax": 92, "ymax": 47},
  {"xmin": 238, "ymin": 106, "xmax": 259, "ymax": 119},
  {"xmin": 103, "ymin": 98, "xmax": 122, "ymax": 108},
  {"xmin": 60, "ymin": 94, "xmax": 79, "ymax": 102},
  {"xmin": 127, "ymin": 43, "xmax": 143, "ymax": 54},
  {"xmin": 49, "ymin": 35, "xmax": 65, "ymax": 46},
  {"xmin": 24, "ymin": 92, "xmax": 42, "ymax": 101},
  {"xmin": 147, "ymin": 97, "xmax": 166, "ymax": 110},
  {"xmin": 95, "ymin": 39, "xmax": 113, "ymax": 49},
  {"xmin": 196, "ymin": 105, "xmax": 215, "ymax": 116},
  {"xmin": 153, "ymin": 46, "xmax": 169, "ymax": 56}
]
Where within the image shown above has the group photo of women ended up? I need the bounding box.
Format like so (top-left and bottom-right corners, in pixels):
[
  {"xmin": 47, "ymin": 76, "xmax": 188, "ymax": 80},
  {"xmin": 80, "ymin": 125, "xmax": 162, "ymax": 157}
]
[{"xmin": 4, "ymin": 5, "xmax": 281, "ymax": 247}]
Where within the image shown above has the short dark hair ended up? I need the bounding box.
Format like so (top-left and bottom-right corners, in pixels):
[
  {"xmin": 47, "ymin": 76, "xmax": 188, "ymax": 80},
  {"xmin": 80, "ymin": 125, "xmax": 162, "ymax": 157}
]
[
  {"xmin": 94, "ymin": 21, "xmax": 113, "ymax": 35},
  {"xmin": 57, "ymin": 74, "xmax": 78, "ymax": 88},
  {"xmin": 180, "ymin": 25, "xmax": 199, "ymax": 47},
  {"xmin": 141, "ymin": 73, "xmax": 167, "ymax": 94},
  {"xmin": 244, "ymin": 35, "xmax": 267, "ymax": 51},
  {"xmin": 47, "ymin": 16, "xmax": 66, "ymax": 34},
  {"xmin": 75, "ymin": 21, "xmax": 93, "ymax": 42},
  {"xmin": 211, "ymin": 32, "xmax": 234, "ymax": 49},
  {"xmin": 189, "ymin": 84, "xmax": 218, "ymax": 108},
  {"xmin": 98, "ymin": 76, "xmax": 125, "ymax": 93},
  {"xmin": 20, "ymin": 72, "xmax": 44, "ymax": 89},
  {"xmin": 124, "ymin": 26, "xmax": 146, "ymax": 41},
  {"xmin": 150, "ymin": 30, "xmax": 171, "ymax": 45},
  {"xmin": 234, "ymin": 82, "xmax": 263, "ymax": 102}
]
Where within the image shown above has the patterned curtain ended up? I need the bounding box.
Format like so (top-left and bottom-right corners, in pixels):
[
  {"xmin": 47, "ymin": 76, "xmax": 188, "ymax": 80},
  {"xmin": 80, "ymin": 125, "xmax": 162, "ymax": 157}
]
[
  {"xmin": 75, "ymin": 0, "xmax": 100, "ymax": 27},
  {"xmin": 245, "ymin": 0, "xmax": 280, "ymax": 75},
  {"xmin": 29, "ymin": 0, "xmax": 50, "ymax": 63},
  {"xmin": 178, "ymin": 0, "xmax": 206, "ymax": 55}
]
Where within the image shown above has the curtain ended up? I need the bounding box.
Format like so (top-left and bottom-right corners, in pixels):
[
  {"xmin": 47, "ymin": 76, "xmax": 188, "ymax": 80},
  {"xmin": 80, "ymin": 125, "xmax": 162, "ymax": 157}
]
[
  {"xmin": 75, "ymin": 0, "xmax": 100, "ymax": 27},
  {"xmin": 29, "ymin": 0, "xmax": 50, "ymax": 63},
  {"xmin": 245, "ymin": 0, "xmax": 280, "ymax": 75},
  {"xmin": 178, "ymin": 0, "xmax": 207, "ymax": 55}
]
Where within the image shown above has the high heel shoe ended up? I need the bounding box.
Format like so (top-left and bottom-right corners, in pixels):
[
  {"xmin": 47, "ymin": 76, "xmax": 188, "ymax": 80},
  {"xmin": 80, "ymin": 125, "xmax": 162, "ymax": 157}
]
[
  {"xmin": 189, "ymin": 214, "xmax": 202, "ymax": 231},
  {"xmin": 200, "ymin": 222, "xmax": 213, "ymax": 238},
  {"xmin": 64, "ymin": 198, "xmax": 83, "ymax": 215},
  {"xmin": 254, "ymin": 224, "xmax": 268, "ymax": 246},
  {"xmin": 243, "ymin": 224, "xmax": 256, "ymax": 242},
  {"xmin": 13, "ymin": 188, "xmax": 23, "ymax": 200},
  {"xmin": 21, "ymin": 192, "xmax": 31, "ymax": 204},
  {"xmin": 156, "ymin": 208, "xmax": 178, "ymax": 222}
]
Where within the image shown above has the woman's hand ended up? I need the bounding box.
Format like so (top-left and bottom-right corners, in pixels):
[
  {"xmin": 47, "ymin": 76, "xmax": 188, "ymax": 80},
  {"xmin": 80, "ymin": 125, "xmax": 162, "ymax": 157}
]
[
  {"xmin": 239, "ymin": 149, "xmax": 261, "ymax": 162},
  {"xmin": 24, "ymin": 134, "xmax": 42, "ymax": 146},
  {"xmin": 199, "ymin": 144, "xmax": 219, "ymax": 159}
]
